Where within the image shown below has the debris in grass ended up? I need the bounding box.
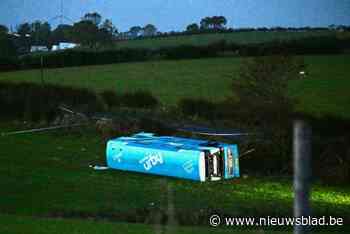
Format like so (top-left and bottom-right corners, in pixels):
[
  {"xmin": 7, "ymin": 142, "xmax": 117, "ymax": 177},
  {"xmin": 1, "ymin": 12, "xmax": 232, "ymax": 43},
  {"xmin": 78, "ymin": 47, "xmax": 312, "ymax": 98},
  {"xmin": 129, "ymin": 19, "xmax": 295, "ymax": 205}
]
[
  {"xmin": 149, "ymin": 202, "xmax": 155, "ymax": 207},
  {"xmin": 89, "ymin": 165, "xmax": 109, "ymax": 170}
]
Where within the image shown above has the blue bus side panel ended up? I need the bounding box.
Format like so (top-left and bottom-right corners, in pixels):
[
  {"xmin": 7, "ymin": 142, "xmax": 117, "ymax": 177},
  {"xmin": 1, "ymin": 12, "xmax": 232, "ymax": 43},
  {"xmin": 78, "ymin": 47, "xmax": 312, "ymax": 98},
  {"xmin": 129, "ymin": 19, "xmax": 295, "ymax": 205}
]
[{"xmin": 106, "ymin": 141, "xmax": 203, "ymax": 181}]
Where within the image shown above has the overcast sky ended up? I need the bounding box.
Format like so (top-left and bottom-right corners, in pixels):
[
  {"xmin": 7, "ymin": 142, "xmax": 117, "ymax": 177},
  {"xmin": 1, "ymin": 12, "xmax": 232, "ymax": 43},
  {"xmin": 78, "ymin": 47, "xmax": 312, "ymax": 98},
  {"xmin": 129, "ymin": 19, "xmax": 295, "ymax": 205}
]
[{"xmin": 0, "ymin": 0, "xmax": 349, "ymax": 32}]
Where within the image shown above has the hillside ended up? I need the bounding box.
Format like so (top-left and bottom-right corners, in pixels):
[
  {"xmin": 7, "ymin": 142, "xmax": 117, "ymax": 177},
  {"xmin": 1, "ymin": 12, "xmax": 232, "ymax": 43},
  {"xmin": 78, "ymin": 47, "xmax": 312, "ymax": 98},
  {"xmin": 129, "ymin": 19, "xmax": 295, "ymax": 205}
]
[
  {"xmin": 115, "ymin": 30, "xmax": 336, "ymax": 50},
  {"xmin": 1, "ymin": 54, "xmax": 349, "ymax": 119}
]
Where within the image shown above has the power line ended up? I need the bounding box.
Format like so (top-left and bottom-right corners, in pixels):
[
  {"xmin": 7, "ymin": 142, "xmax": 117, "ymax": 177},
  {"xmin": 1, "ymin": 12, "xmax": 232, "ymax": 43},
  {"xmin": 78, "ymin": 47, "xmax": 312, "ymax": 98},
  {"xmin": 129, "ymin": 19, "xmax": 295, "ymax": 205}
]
[{"xmin": 49, "ymin": 0, "xmax": 74, "ymax": 26}]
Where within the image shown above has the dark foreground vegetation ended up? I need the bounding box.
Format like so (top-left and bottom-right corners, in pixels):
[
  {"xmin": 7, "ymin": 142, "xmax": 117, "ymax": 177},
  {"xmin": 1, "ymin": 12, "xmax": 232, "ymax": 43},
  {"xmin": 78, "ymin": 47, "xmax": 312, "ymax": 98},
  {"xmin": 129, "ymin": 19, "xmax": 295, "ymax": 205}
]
[
  {"xmin": 0, "ymin": 82, "xmax": 158, "ymax": 122},
  {"xmin": 179, "ymin": 97, "xmax": 350, "ymax": 184}
]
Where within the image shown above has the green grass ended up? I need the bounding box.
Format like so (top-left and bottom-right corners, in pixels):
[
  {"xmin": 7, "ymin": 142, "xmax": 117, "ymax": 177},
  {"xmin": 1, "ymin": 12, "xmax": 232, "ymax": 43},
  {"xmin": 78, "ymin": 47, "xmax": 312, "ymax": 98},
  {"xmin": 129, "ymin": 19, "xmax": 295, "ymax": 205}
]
[
  {"xmin": 0, "ymin": 214, "xmax": 155, "ymax": 234},
  {"xmin": 0, "ymin": 57, "xmax": 239, "ymax": 105},
  {"xmin": 1, "ymin": 54, "xmax": 349, "ymax": 118},
  {"xmin": 0, "ymin": 214, "xmax": 298, "ymax": 234},
  {"xmin": 288, "ymin": 55, "xmax": 350, "ymax": 118},
  {"xmin": 0, "ymin": 127, "xmax": 349, "ymax": 232},
  {"xmin": 0, "ymin": 215, "xmax": 342, "ymax": 234},
  {"xmin": 115, "ymin": 31, "xmax": 335, "ymax": 50}
]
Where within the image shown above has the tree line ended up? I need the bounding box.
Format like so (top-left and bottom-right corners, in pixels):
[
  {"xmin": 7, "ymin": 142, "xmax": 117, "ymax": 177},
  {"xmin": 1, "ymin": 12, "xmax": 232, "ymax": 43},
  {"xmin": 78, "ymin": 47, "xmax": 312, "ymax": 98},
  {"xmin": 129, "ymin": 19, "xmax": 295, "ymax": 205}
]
[
  {"xmin": 1, "ymin": 12, "xmax": 349, "ymax": 57},
  {"xmin": 0, "ymin": 12, "xmax": 160, "ymax": 55}
]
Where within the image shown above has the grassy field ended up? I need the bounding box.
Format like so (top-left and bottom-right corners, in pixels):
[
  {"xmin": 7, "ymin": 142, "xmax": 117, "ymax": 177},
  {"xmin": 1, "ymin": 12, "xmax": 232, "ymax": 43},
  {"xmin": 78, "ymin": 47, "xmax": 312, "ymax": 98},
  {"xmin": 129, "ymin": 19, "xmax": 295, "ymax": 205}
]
[
  {"xmin": 115, "ymin": 31, "xmax": 335, "ymax": 50},
  {"xmin": 0, "ymin": 214, "xmax": 296, "ymax": 234},
  {"xmin": 0, "ymin": 126, "xmax": 349, "ymax": 233},
  {"xmin": 0, "ymin": 215, "xmax": 341, "ymax": 234},
  {"xmin": 1, "ymin": 30, "xmax": 349, "ymax": 234},
  {"xmin": 1, "ymin": 54, "xmax": 349, "ymax": 118}
]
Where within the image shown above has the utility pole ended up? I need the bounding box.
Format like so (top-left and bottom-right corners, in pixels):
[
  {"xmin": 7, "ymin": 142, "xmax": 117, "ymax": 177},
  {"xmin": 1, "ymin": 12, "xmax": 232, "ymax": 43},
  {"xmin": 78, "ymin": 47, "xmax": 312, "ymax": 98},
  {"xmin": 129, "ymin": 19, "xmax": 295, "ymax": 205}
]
[
  {"xmin": 49, "ymin": 0, "xmax": 74, "ymax": 26},
  {"xmin": 294, "ymin": 119, "xmax": 312, "ymax": 234}
]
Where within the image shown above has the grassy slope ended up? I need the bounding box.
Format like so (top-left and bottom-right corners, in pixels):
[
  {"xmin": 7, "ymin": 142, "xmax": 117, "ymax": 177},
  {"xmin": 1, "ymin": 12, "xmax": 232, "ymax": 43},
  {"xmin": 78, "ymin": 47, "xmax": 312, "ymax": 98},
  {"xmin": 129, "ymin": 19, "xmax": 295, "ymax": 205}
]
[
  {"xmin": 289, "ymin": 55, "xmax": 350, "ymax": 118},
  {"xmin": 1, "ymin": 54, "xmax": 349, "ymax": 118},
  {"xmin": 0, "ymin": 214, "xmax": 294, "ymax": 234},
  {"xmin": 0, "ymin": 129, "xmax": 349, "ymax": 231},
  {"xmin": 115, "ymin": 31, "xmax": 335, "ymax": 49},
  {"xmin": 0, "ymin": 216, "xmax": 340, "ymax": 234}
]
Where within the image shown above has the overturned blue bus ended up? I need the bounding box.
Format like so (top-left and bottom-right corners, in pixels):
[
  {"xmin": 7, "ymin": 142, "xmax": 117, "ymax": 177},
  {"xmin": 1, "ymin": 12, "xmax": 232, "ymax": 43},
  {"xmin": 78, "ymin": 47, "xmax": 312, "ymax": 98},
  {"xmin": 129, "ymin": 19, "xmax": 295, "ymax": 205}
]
[{"xmin": 106, "ymin": 132, "xmax": 239, "ymax": 182}]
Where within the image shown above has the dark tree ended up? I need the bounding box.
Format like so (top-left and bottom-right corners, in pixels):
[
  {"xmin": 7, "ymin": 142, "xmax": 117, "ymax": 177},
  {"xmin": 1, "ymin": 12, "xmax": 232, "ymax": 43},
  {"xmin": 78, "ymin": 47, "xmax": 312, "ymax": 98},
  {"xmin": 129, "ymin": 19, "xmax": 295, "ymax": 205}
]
[
  {"xmin": 232, "ymin": 55, "xmax": 307, "ymax": 167},
  {"xmin": 232, "ymin": 55, "xmax": 305, "ymax": 109},
  {"xmin": 200, "ymin": 16, "xmax": 227, "ymax": 30},
  {"xmin": 50, "ymin": 24, "xmax": 73, "ymax": 44},
  {"xmin": 186, "ymin": 23, "xmax": 199, "ymax": 32},
  {"xmin": 71, "ymin": 20, "xmax": 99, "ymax": 48},
  {"xmin": 83, "ymin": 12, "xmax": 102, "ymax": 26},
  {"xmin": 101, "ymin": 19, "xmax": 115, "ymax": 36},
  {"xmin": 0, "ymin": 33, "xmax": 16, "ymax": 57},
  {"xmin": 143, "ymin": 24, "xmax": 157, "ymax": 37},
  {"xmin": 200, "ymin": 17, "xmax": 211, "ymax": 30},
  {"xmin": 0, "ymin": 25, "xmax": 9, "ymax": 34},
  {"xmin": 212, "ymin": 16, "xmax": 227, "ymax": 29},
  {"xmin": 129, "ymin": 26, "xmax": 143, "ymax": 37},
  {"xmin": 17, "ymin": 23, "xmax": 31, "ymax": 36},
  {"xmin": 30, "ymin": 21, "xmax": 51, "ymax": 46},
  {"xmin": 97, "ymin": 28, "xmax": 114, "ymax": 45},
  {"xmin": 15, "ymin": 23, "xmax": 32, "ymax": 53}
]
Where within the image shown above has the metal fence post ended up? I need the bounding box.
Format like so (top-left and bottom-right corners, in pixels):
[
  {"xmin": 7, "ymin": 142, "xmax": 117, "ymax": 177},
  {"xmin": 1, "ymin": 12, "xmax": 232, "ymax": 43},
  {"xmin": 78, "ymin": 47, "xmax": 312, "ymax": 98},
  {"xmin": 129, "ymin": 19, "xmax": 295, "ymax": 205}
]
[{"xmin": 294, "ymin": 119, "xmax": 312, "ymax": 234}]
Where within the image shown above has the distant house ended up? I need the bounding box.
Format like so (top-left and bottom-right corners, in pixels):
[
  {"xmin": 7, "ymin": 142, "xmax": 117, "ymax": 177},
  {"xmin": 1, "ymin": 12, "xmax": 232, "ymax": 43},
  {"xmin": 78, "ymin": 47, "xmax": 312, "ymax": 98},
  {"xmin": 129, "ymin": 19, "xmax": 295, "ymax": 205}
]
[
  {"xmin": 30, "ymin": 46, "xmax": 49, "ymax": 53},
  {"xmin": 8, "ymin": 32, "xmax": 30, "ymax": 38},
  {"xmin": 52, "ymin": 42, "xmax": 79, "ymax": 51}
]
